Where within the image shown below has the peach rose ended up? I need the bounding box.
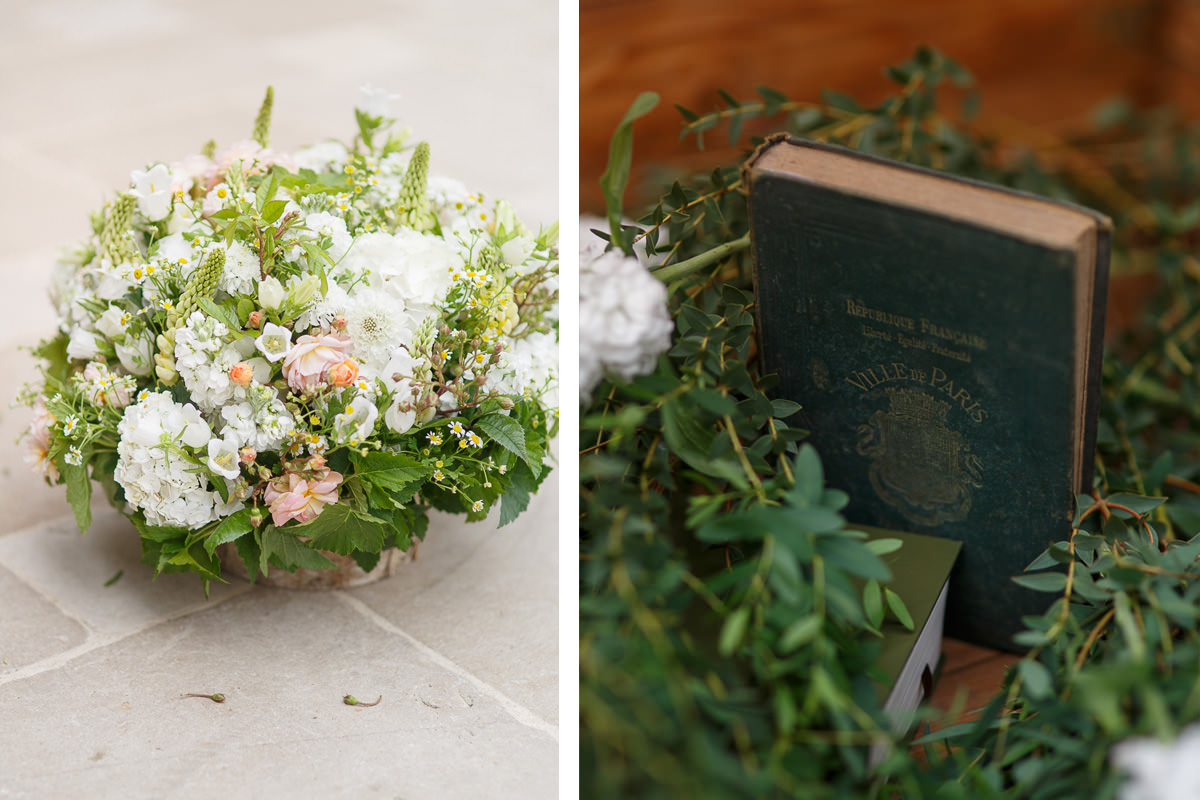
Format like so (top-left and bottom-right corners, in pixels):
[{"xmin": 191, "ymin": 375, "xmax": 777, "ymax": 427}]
[
  {"xmin": 282, "ymin": 333, "xmax": 353, "ymax": 392},
  {"xmin": 229, "ymin": 361, "xmax": 254, "ymax": 387},
  {"xmin": 328, "ymin": 358, "xmax": 359, "ymax": 388}
]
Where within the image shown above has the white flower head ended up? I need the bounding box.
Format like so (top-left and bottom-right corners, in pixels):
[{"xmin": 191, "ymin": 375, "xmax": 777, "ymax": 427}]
[
  {"xmin": 579, "ymin": 246, "xmax": 672, "ymax": 404},
  {"xmin": 1113, "ymin": 723, "xmax": 1200, "ymax": 800},
  {"xmin": 257, "ymin": 276, "xmax": 286, "ymax": 311},
  {"xmin": 255, "ymin": 322, "xmax": 292, "ymax": 362},
  {"xmin": 207, "ymin": 437, "xmax": 242, "ymax": 480},
  {"xmin": 130, "ymin": 163, "xmax": 173, "ymax": 222},
  {"xmin": 357, "ymin": 84, "xmax": 400, "ymax": 119}
]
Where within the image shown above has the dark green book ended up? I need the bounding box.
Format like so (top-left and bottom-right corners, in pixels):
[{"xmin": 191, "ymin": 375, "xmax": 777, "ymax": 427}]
[
  {"xmin": 858, "ymin": 526, "xmax": 961, "ymax": 765},
  {"xmin": 745, "ymin": 137, "xmax": 1111, "ymax": 651}
]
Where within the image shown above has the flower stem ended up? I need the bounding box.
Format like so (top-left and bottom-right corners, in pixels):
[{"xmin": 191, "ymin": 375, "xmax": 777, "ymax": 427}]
[
  {"xmin": 182, "ymin": 693, "xmax": 226, "ymax": 703},
  {"xmin": 650, "ymin": 234, "xmax": 751, "ymax": 285}
]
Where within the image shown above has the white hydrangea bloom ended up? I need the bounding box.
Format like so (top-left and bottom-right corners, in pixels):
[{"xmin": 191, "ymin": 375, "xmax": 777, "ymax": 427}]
[
  {"xmin": 174, "ymin": 312, "xmax": 258, "ymax": 412},
  {"xmin": 114, "ymin": 391, "xmax": 222, "ymax": 529},
  {"xmin": 1113, "ymin": 724, "xmax": 1200, "ymax": 800},
  {"xmin": 343, "ymin": 230, "xmax": 458, "ymax": 313},
  {"xmin": 291, "ymin": 140, "xmax": 348, "ymax": 172},
  {"xmin": 579, "ymin": 246, "xmax": 673, "ymax": 403},
  {"xmin": 491, "ymin": 331, "xmax": 558, "ymax": 408}
]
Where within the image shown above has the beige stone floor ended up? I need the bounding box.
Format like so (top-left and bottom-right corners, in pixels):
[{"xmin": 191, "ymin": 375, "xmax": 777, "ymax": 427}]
[{"xmin": 0, "ymin": 2, "xmax": 559, "ymax": 797}]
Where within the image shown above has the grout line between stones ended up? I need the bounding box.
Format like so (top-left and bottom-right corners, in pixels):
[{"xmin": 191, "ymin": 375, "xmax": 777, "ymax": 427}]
[
  {"xmin": 336, "ymin": 592, "xmax": 558, "ymax": 742},
  {"xmin": 0, "ymin": 583, "xmax": 254, "ymax": 688}
]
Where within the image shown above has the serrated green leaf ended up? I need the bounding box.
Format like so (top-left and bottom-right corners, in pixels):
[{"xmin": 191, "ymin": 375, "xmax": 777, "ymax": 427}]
[
  {"xmin": 203, "ymin": 508, "xmax": 254, "ymax": 555},
  {"xmin": 474, "ymin": 413, "xmax": 532, "ymax": 470},
  {"xmin": 261, "ymin": 527, "xmax": 337, "ymax": 571},
  {"xmin": 351, "ymin": 449, "xmax": 430, "ymax": 495},
  {"xmin": 291, "ymin": 502, "xmax": 388, "ymax": 555}
]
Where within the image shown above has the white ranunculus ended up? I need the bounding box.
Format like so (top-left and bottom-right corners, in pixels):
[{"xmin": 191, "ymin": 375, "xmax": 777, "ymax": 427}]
[
  {"xmin": 579, "ymin": 245, "xmax": 673, "ymax": 404},
  {"xmin": 257, "ymin": 276, "xmax": 286, "ymax": 310},
  {"xmin": 129, "ymin": 163, "xmax": 173, "ymax": 222},
  {"xmin": 1113, "ymin": 724, "xmax": 1200, "ymax": 799}
]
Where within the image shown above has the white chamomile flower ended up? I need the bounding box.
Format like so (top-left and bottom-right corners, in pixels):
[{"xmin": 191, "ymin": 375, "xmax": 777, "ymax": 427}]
[
  {"xmin": 467, "ymin": 431, "xmax": 482, "ymax": 448},
  {"xmin": 448, "ymin": 420, "xmax": 466, "ymax": 438},
  {"xmin": 62, "ymin": 415, "xmax": 79, "ymax": 436},
  {"xmin": 471, "ymin": 500, "xmax": 483, "ymax": 513},
  {"xmin": 427, "ymin": 431, "xmax": 443, "ymax": 446},
  {"xmin": 65, "ymin": 446, "xmax": 83, "ymax": 466},
  {"xmin": 255, "ymin": 322, "xmax": 291, "ymax": 362}
]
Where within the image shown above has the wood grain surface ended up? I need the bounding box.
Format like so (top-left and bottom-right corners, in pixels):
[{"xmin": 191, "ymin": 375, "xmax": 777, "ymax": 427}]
[{"xmin": 580, "ymin": 0, "xmax": 1169, "ymax": 213}]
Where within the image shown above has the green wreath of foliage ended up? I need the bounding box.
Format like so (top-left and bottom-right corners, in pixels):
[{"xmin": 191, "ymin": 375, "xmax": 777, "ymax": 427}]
[{"xmin": 580, "ymin": 46, "xmax": 1200, "ymax": 799}]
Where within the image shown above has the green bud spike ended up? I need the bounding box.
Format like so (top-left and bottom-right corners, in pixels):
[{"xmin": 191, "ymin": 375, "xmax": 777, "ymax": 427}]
[
  {"xmin": 477, "ymin": 244, "xmax": 502, "ymax": 273},
  {"xmin": 100, "ymin": 193, "xmax": 139, "ymax": 266},
  {"xmin": 200, "ymin": 139, "xmax": 217, "ymax": 159},
  {"xmin": 253, "ymin": 86, "xmax": 274, "ymax": 148},
  {"xmin": 171, "ymin": 247, "xmax": 226, "ymax": 328},
  {"xmin": 397, "ymin": 142, "xmax": 435, "ymax": 232}
]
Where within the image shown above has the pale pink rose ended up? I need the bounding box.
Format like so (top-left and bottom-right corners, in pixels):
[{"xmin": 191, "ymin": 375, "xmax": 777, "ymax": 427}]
[
  {"xmin": 282, "ymin": 333, "xmax": 353, "ymax": 392},
  {"xmin": 229, "ymin": 361, "xmax": 254, "ymax": 387},
  {"xmin": 24, "ymin": 396, "xmax": 58, "ymax": 480},
  {"xmin": 206, "ymin": 140, "xmax": 298, "ymax": 188},
  {"xmin": 263, "ymin": 467, "xmax": 343, "ymax": 526}
]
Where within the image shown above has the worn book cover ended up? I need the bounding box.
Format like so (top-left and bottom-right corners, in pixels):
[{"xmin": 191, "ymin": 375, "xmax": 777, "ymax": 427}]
[{"xmin": 746, "ymin": 136, "xmax": 1111, "ymax": 651}]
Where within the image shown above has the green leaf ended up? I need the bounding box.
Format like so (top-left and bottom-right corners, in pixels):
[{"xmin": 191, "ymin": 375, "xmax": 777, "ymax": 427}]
[
  {"xmin": 1017, "ymin": 659, "xmax": 1053, "ymax": 699},
  {"xmin": 864, "ymin": 580, "xmax": 884, "ymax": 629},
  {"xmin": 196, "ymin": 297, "xmax": 241, "ymax": 333},
  {"xmin": 864, "ymin": 538, "xmax": 903, "ymax": 556},
  {"xmin": 203, "ymin": 508, "xmax": 254, "ymax": 556},
  {"xmin": 63, "ymin": 462, "xmax": 92, "ymax": 534},
  {"xmin": 261, "ymin": 199, "xmax": 288, "ymax": 224},
  {"xmin": 260, "ymin": 527, "xmax": 337, "ymax": 571},
  {"xmin": 884, "ymin": 587, "xmax": 914, "ymax": 630},
  {"xmin": 599, "ymin": 92, "xmax": 660, "ymax": 252},
  {"xmin": 1012, "ymin": 572, "xmax": 1068, "ymax": 592},
  {"xmin": 778, "ymin": 615, "xmax": 822, "ymax": 652},
  {"xmin": 351, "ymin": 449, "xmax": 431, "ymax": 495},
  {"xmin": 719, "ymin": 606, "xmax": 750, "ymax": 656},
  {"xmin": 291, "ymin": 503, "xmax": 388, "ymax": 555},
  {"xmin": 473, "ymin": 413, "xmax": 533, "ymax": 470}
]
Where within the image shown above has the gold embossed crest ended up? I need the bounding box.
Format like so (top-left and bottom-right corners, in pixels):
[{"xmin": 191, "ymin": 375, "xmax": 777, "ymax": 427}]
[{"xmin": 856, "ymin": 386, "xmax": 983, "ymax": 526}]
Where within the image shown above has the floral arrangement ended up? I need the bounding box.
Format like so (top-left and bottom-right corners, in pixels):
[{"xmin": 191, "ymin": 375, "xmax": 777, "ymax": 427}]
[
  {"xmin": 582, "ymin": 48, "xmax": 1200, "ymax": 799},
  {"xmin": 22, "ymin": 87, "xmax": 558, "ymax": 589}
]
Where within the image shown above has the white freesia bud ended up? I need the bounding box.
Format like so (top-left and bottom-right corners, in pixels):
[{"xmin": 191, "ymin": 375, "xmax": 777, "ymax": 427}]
[
  {"xmin": 129, "ymin": 163, "xmax": 173, "ymax": 222},
  {"xmin": 578, "ymin": 244, "xmax": 673, "ymax": 404},
  {"xmin": 257, "ymin": 276, "xmax": 286, "ymax": 310},
  {"xmin": 66, "ymin": 326, "xmax": 102, "ymax": 361}
]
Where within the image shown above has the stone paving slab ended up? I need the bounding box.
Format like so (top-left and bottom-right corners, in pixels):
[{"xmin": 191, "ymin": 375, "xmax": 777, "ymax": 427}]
[
  {"xmin": 352, "ymin": 477, "xmax": 559, "ymax": 725},
  {"xmin": 0, "ymin": 564, "xmax": 87, "ymax": 674},
  {"xmin": 0, "ymin": 588, "xmax": 556, "ymax": 799},
  {"xmin": 0, "ymin": 508, "xmax": 247, "ymax": 638}
]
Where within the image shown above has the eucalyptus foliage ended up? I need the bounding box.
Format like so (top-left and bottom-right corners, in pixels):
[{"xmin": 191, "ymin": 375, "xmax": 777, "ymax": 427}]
[{"xmin": 581, "ymin": 46, "xmax": 1200, "ymax": 797}]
